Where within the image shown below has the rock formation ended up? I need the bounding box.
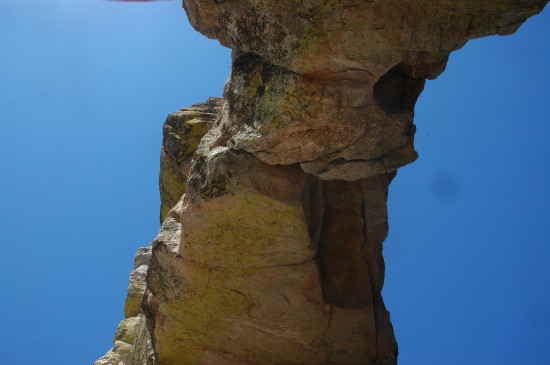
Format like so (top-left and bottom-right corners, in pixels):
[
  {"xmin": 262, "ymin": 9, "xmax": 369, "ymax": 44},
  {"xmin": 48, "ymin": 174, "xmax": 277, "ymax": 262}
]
[{"xmin": 95, "ymin": 1, "xmax": 548, "ymax": 364}]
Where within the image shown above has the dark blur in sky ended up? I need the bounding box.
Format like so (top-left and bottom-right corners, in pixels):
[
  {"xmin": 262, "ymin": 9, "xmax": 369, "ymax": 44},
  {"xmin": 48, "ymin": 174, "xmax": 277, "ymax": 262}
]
[{"xmin": 0, "ymin": 1, "xmax": 548, "ymax": 364}]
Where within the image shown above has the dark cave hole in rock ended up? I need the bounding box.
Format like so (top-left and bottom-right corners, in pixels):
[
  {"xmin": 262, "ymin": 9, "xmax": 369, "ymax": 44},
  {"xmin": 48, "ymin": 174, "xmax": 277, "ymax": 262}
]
[{"xmin": 373, "ymin": 65, "xmax": 426, "ymax": 114}]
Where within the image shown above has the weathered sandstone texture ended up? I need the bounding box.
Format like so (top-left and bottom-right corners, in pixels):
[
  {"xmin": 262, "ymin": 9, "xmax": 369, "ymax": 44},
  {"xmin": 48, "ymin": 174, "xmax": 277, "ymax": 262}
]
[
  {"xmin": 159, "ymin": 97, "xmax": 222, "ymax": 222},
  {"xmin": 95, "ymin": 1, "xmax": 547, "ymax": 364}
]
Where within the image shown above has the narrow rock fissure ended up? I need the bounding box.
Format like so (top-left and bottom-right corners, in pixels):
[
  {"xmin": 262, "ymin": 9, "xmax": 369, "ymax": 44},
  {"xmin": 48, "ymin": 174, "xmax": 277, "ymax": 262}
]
[
  {"xmin": 360, "ymin": 187, "xmax": 381, "ymax": 363},
  {"xmin": 316, "ymin": 179, "xmax": 374, "ymax": 309}
]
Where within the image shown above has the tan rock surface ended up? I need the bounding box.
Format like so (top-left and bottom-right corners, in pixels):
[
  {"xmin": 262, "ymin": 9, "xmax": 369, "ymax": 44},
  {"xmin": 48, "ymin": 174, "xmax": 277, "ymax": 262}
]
[
  {"xmin": 183, "ymin": 0, "xmax": 546, "ymax": 178},
  {"xmin": 146, "ymin": 144, "xmax": 398, "ymax": 364},
  {"xmin": 159, "ymin": 97, "xmax": 222, "ymax": 222},
  {"xmin": 124, "ymin": 248, "xmax": 151, "ymax": 319},
  {"xmin": 93, "ymin": 341, "xmax": 134, "ymax": 365},
  {"xmin": 95, "ymin": 1, "xmax": 548, "ymax": 364}
]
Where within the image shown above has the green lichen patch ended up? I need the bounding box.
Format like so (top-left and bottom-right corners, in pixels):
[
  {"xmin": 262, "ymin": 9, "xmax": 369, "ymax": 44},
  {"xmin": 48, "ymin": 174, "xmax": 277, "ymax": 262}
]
[
  {"xmin": 114, "ymin": 316, "xmax": 140, "ymax": 345},
  {"xmin": 182, "ymin": 185, "xmax": 313, "ymax": 269},
  {"xmin": 200, "ymin": 172, "xmax": 231, "ymax": 200},
  {"xmin": 159, "ymin": 99, "xmax": 222, "ymax": 223},
  {"xmin": 151, "ymin": 258, "xmax": 331, "ymax": 364}
]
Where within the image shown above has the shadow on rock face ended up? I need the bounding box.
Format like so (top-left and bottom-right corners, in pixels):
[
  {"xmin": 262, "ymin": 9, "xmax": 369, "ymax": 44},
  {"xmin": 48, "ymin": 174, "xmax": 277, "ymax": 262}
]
[{"xmin": 374, "ymin": 65, "xmax": 425, "ymax": 115}]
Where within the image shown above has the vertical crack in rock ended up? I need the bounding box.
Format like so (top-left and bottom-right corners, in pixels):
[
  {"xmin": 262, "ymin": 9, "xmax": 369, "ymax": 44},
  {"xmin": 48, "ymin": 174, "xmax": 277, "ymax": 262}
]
[
  {"xmin": 95, "ymin": 1, "xmax": 548, "ymax": 364},
  {"xmin": 359, "ymin": 173, "xmax": 398, "ymax": 364},
  {"xmin": 318, "ymin": 179, "xmax": 373, "ymax": 309}
]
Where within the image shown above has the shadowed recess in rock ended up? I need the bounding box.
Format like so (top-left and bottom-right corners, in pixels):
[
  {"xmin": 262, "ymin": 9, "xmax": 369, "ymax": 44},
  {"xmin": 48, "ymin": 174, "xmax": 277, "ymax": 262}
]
[{"xmin": 373, "ymin": 65, "xmax": 425, "ymax": 115}]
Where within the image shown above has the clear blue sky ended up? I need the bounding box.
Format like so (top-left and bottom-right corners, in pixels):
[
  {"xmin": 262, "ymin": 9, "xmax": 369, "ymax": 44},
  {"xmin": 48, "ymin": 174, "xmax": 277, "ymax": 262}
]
[{"xmin": 0, "ymin": 1, "xmax": 548, "ymax": 364}]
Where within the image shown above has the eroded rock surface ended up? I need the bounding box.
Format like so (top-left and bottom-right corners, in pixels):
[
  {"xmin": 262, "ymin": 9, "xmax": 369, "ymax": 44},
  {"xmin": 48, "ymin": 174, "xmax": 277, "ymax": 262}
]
[
  {"xmin": 184, "ymin": 0, "xmax": 547, "ymax": 179},
  {"xmin": 160, "ymin": 97, "xmax": 223, "ymax": 222},
  {"xmin": 95, "ymin": 1, "xmax": 547, "ymax": 364}
]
